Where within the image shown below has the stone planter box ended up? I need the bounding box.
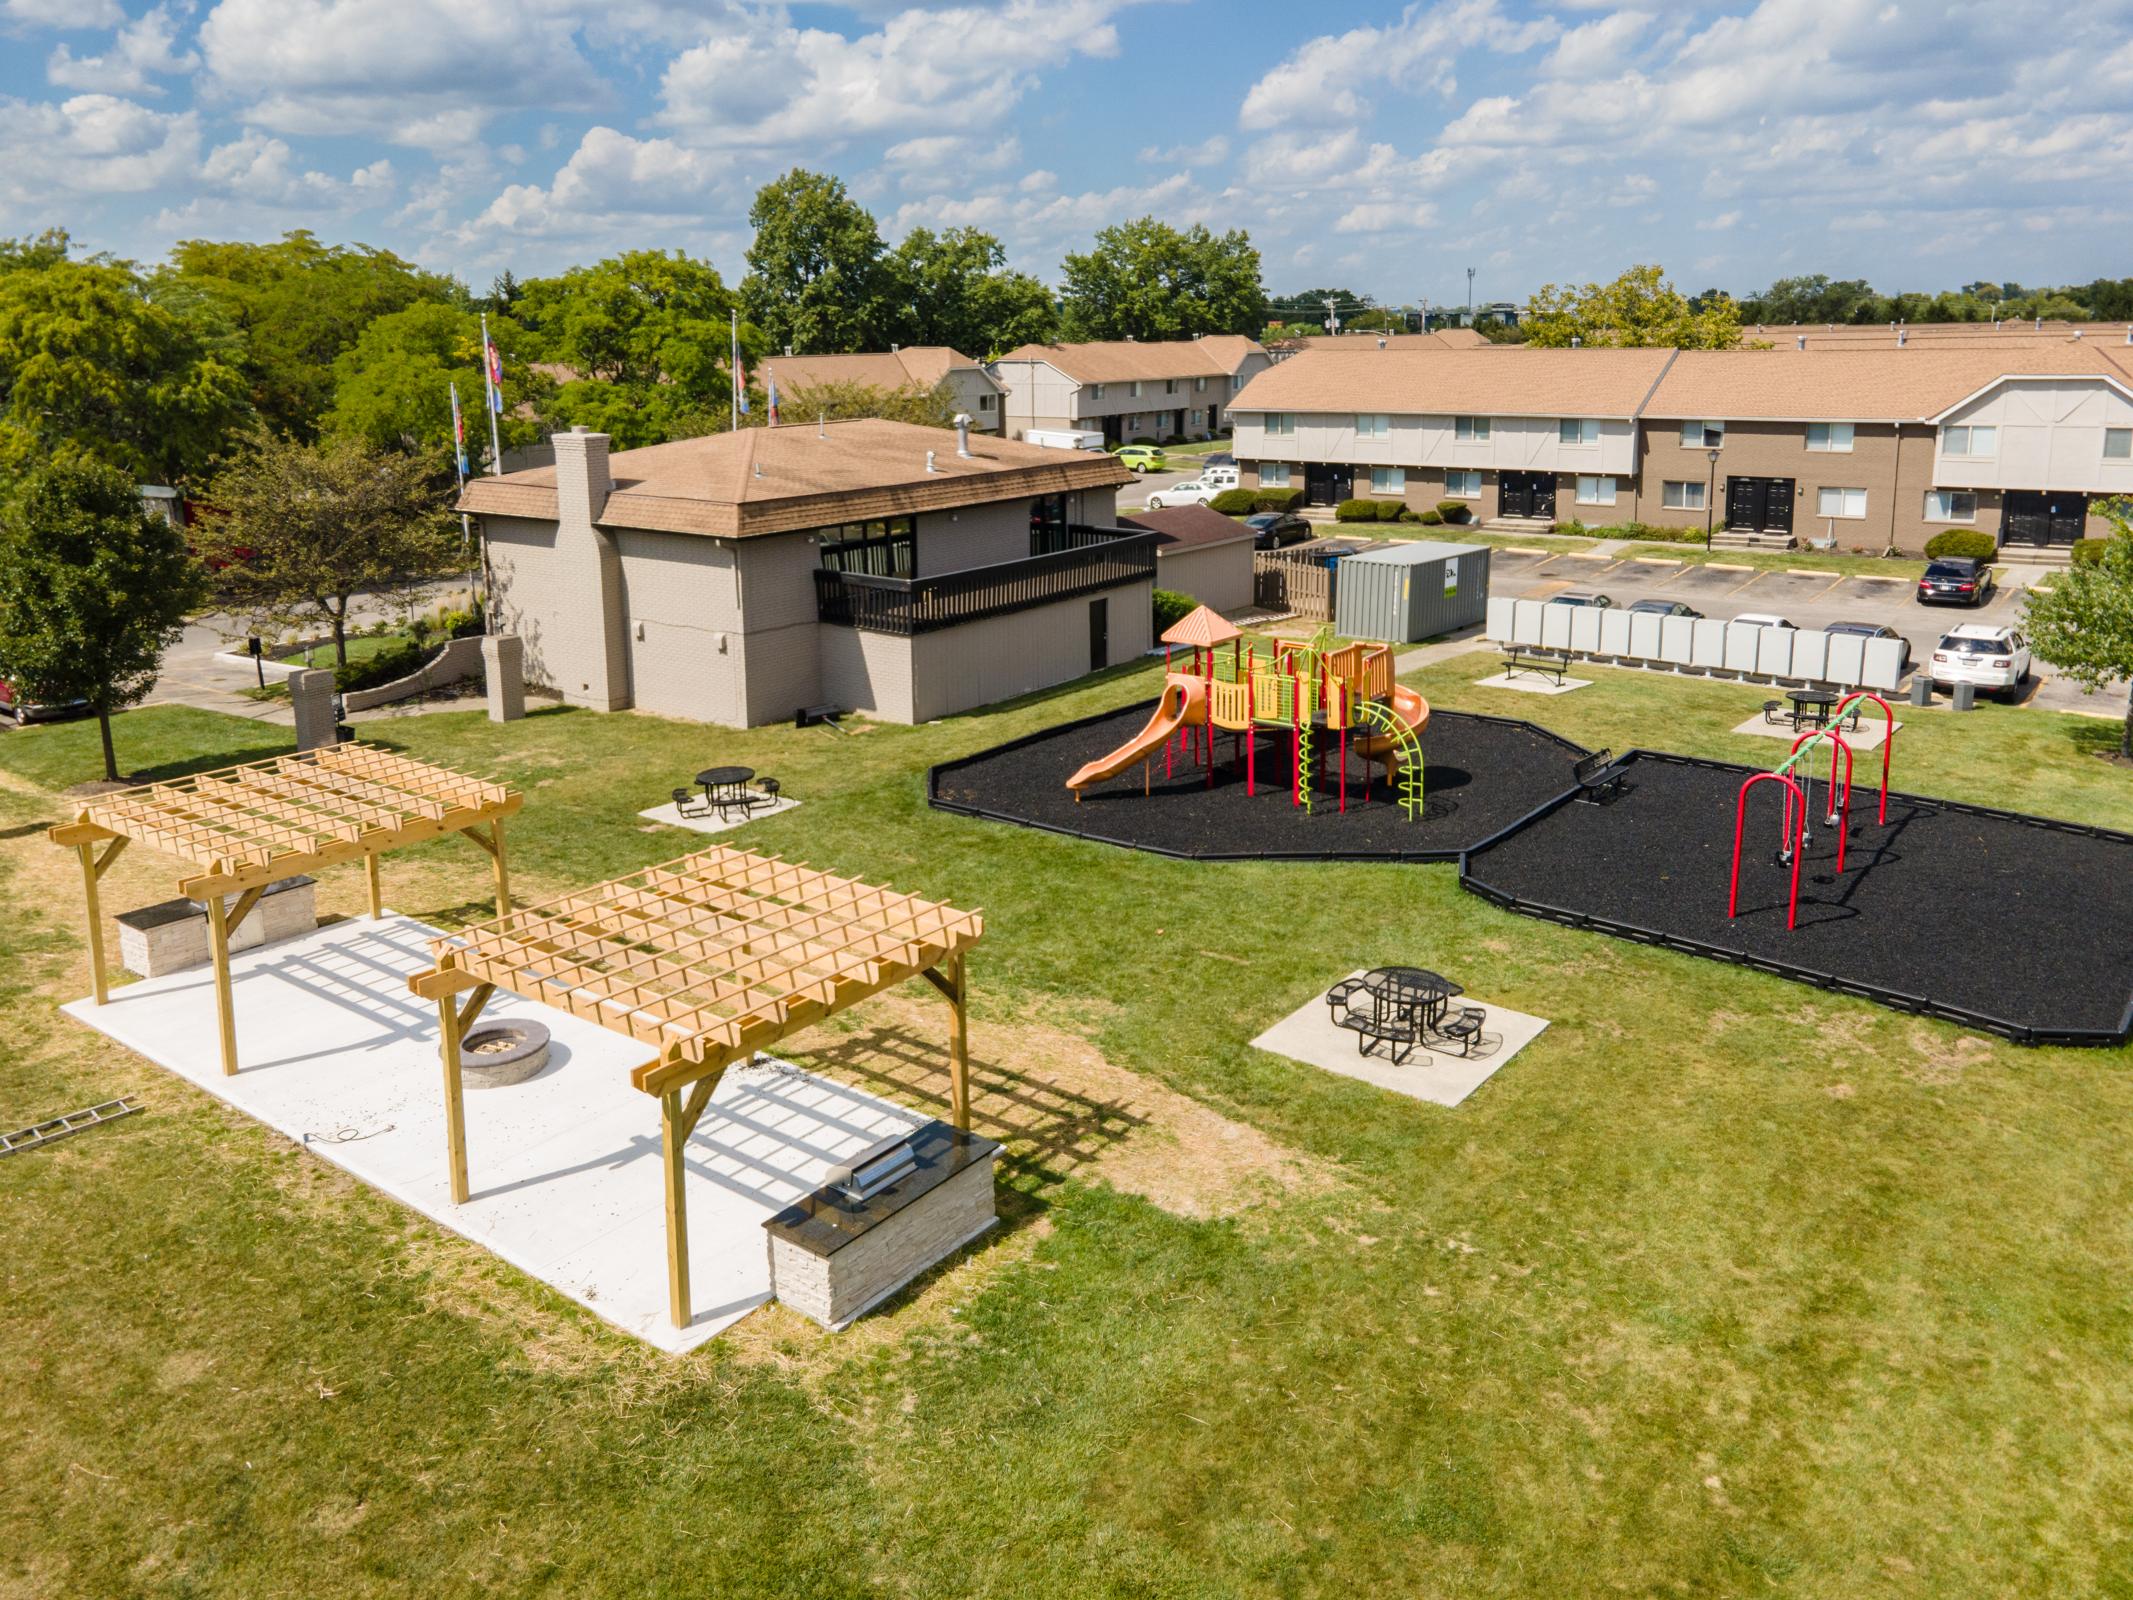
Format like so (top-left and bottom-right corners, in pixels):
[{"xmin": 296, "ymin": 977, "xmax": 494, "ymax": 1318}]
[
  {"xmin": 115, "ymin": 876, "xmax": 317, "ymax": 978},
  {"xmin": 764, "ymin": 1120, "xmax": 999, "ymax": 1330}
]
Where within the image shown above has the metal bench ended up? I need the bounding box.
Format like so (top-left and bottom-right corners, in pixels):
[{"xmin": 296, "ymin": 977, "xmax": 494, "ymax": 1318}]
[
  {"xmin": 1571, "ymin": 749, "xmax": 1627, "ymax": 804},
  {"xmin": 1501, "ymin": 646, "xmax": 1570, "ymax": 686},
  {"xmin": 1428, "ymin": 1006, "xmax": 1486, "ymax": 1058}
]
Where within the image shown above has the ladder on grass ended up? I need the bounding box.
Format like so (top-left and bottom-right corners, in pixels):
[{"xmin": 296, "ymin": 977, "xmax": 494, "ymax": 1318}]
[{"xmin": 1, "ymin": 1097, "xmax": 142, "ymax": 1157}]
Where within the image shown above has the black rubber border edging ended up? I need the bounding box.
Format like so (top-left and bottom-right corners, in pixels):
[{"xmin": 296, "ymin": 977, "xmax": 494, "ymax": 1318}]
[
  {"xmin": 925, "ymin": 698, "xmax": 1590, "ymax": 865},
  {"xmin": 1456, "ymin": 749, "xmax": 2133, "ymax": 1050}
]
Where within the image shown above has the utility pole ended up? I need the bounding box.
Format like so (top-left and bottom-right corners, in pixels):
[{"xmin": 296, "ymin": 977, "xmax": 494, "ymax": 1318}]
[
  {"xmin": 1324, "ymin": 297, "xmax": 1339, "ymax": 336},
  {"xmin": 1466, "ymin": 267, "xmax": 1476, "ymax": 323}
]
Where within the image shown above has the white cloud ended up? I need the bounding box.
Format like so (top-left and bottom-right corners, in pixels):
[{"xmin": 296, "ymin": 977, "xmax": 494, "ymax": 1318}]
[
  {"xmin": 1139, "ymin": 135, "xmax": 1228, "ymax": 166},
  {"xmin": 1696, "ymin": 208, "xmax": 1742, "ymax": 230},
  {"xmin": 1541, "ymin": 9, "xmax": 1651, "ymax": 78},
  {"xmin": 465, "ymin": 125, "xmax": 733, "ymax": 239},
  {"xmin": 48, "ymin": 7, "xmax": 200, "ymax": 96},
  {"xmin": 2, "ymin": 0, "xmax": 123, "ymax": 25},
  {"xmin": 200, "ymin": 130, "xmax": 393, "ymax": 207},
  {"xmin": 1333, "ymin": 201, "xmax": 1438, "ymax": 235},
  {"xmin": 0, "ymin": 93, "xmax": 200, "ymax": 208},
  {"xmin": 880, "ymin": 132, "xmax": 1022, "ymax": 190},
  {"xmin": 655, "ymin": 0, "xmax": 1126, "ymax": 148},
  {"xmin": 1238, "ymin": 0, "xmax": 1556, "ymax": 131}
]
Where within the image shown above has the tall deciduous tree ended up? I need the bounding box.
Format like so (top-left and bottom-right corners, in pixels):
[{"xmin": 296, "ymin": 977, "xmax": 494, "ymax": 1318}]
[
  {"xmin": 0, "ymin": 258, "xmax": 251, "ymax": 483},
  {"xmin": 740, "ymin": 169, "xmax": 890, "ymax": 355},
  {"xmin": 0, "ymin": 461, "xmax": 204, "ymax": 780},
  {"xmin": 756, "ymin": 378, "xmax": 959, "ymax": 431},
  {"xmin": 325, "ymin": 302, "xmax": 549, "ymax": 461},
  {"xmin": 878, "ymin": 227, "xmax": 1056, "ymax": 353},
  {"xmin": 196, "ymin": 433, "xmax": 460, "ymax": 667},
  {"xmin": 1059, "ymin": 219, "xmax": 1266, "ymax": 341},
  {"xmin": 1522, "ymin": 265, "xmax": 1743, "ymax": 350},
  {"xmin": 2023, "ymin": 503, "xmax": 2133, "ymax": 759}
]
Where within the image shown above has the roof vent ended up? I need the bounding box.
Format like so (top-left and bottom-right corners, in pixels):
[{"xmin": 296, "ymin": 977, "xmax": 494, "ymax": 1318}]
[
  {"xmin": 953, "ymin": 413, "xmax": 973, "ymax": 458},
  {"xmin": 2124, "ymin": 329, "xmax": 2132, "ymax": 345},
  {"xmin": 818, "ymin": 412, "xmax": 828, "ymax": 438},
  {"xmin": 2074, "ymin": 329, "xmax": 2084, "ymax": 339},
  {"xmin": 1376, "ymin": 335, "xmax": 1387, "ymax": 349},
  {"xmin": 1796, "ymin": 335, "xmax": 1806, "ymax": 350},
  {"xmin": 890, "ymin": 342, "xmax": 899, "ymax": 352},
  {"xmin": 925, "ymin": 449, "xmax": 937, "ymax": 473},
  {"xmin": 753, "ymin": 460, "xmax": 764, "ymax": 480},
  {"xmin": 1897, "ymin": 329, "xmax": 1907, "ymax": 347},
  {"xmin": 1570, "ymin": 336, "xmax": 1582, "ymax": 348},
  {"xmin": 2035, "ymin": 316, "xmax": 2042, "ymax": 330},
  {"xmin": 783, "ymin": 343, "xmax": 792, "ymax": 357}
]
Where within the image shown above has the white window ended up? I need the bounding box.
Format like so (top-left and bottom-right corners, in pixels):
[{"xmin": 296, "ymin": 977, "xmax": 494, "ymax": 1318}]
[
  {"xmin": 1661, "ymin": 480, "xmax": 1706, "ymax": 511},
  {"xmin": 1129, "ymin": 381, "xmax": 1142, "ymax": 398},
  {"xmin": 1194, "ymin": 377, "xmax": 1206, "ymax": 393},
  {"xmin": 1681, "ymin": 420, "xmax": 1725, "ymax": 448},
  {"xmin": 1576, "ymin": 475, "xmax": 1616, "ymax": 506},
  {"xmin": 1924, "ymin": 490, "xmax": 1977, "ymax": 523},
  {"xmin": 1263, "ymin": 412, "xmax": 1295, "ymax": 437},
  {"xmin": 1941, "ymin": 424, "xmax": 1997, "ymax": 456},
  {"xmin": 1369, "ymin": 466, "xmax": 1405, "ymax": 494},
  {"xmin": 1356, "ymin": 413, "xmax": 1391, "ymax": 438},
  {"xmin": 1164, "ymin": 379, "xmax": 1176, "ymax": 395},
  {"xmin": 1090, "ymin": 383, "xmax": 1105, "ymax": 400},
  {"xmin": 1558, "ymin": 418, "xmax": 1600, "ymax": 445},
  {"xmin": 1806, "ymin": 422, "xmax": 1854, "ymax": 452},
  {"xmin": 1454, "ymin": 415, "xmax": 1491, "ymax": 442},
  {"xmin": 1259, "ymin": 463, "xmax": 1292, "ymax": 488},
  {"xmin": 1816, "ymin": 486, "xmax": 1868, "ymax": 519},
  {"xmin": 1127, "ymin": 414, "xmax": 1142, "ymax": 430},
  {"xmin": 978, "ymin": 393, "xmax": 994, "ymax": 410},
  {"xmin": 2106, "ymin": 427, "xmax": 2132, "ymax": 459},
  {"xmin": 1446, "ymin": 469, "xmax": 1482, "ymax": 498}
]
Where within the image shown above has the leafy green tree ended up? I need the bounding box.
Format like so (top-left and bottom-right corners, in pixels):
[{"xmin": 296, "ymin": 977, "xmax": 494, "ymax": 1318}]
[
  {"xmin": 0, "ymin": 461, "xmax": 204, "ymax": 780},
  {"xmin": 758, "ymin": 378, "xmax": 958, "ymax": 431},
  {"xmin": 0, "ymin": 257, "xmax": 250, "ymax": 482},
  {"xmin": 740, "ymin": 169, "xmax": 891, "ymax": 354},
  {"xmin": 0, "ymin": 227, "xmax": 83, "ymax": 275},
  {"xmin": 879, "ymin": 227, "xmax": 1055, "ymax": 353},
  {"xmin": 1059, "ymin": 218, "xmax": 1266, "ymax": 341},
  {"xmin": 154, "ymin": 231, "xmax": 456, "ymax": 439},
  {"xmin": 1523, "ymin": 265, "xmax": 1742, "ymax": 349},
  {"xmin": 196, "ymin": 432, "xmax": 460, "ymax": 667},
  {"xmin": 1738, "ymin": 274, "xmax": 1887, "ymax": 326},
  {"xmin": 2022, "ymin": 502, "xmax": 2133, "ymax": 759},
  {"xmin": 325, "ymin": 302, "xmax": 549, "ymax": 460}
]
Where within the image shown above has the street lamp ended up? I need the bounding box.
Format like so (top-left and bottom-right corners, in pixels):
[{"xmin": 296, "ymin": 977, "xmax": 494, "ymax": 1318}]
[{"xmin": 1703, "ymin": 447, "xmax": 1721, "ymax": 550}]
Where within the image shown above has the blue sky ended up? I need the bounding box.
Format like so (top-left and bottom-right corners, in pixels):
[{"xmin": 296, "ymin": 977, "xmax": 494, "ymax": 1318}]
[{"xmin": 3, "ymin": 0, "xmax": 2130, "ymax": 305}]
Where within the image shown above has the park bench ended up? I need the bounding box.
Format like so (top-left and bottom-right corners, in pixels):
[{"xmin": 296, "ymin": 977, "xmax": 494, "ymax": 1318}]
[
  {"xmin": 1500, "ymin": 646, "xmax": 1570, "ymax": 686},
  {"xmin": 1428, "ymin": 1006, "xmax": 1487, "ymax": 1058},
  {"xmin": 1571, "ymin": 749, "xmax": 1627, "ymax": 804}
]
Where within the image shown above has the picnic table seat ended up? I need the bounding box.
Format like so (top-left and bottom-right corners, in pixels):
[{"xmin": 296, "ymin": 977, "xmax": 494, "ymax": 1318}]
[{"xmin": 1428, "ymin": 1006, "xmax": 1486, "ymax": 1058}]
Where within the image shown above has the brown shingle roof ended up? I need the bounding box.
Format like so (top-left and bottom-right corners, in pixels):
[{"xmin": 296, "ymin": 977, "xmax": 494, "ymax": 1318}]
[
  {"xmin": 1294, "ymin": 330, "xmax": 1490, "ymax": 351},
  {"xmin": 761, "ymin": 346, "xmax": 1000, "ymax": 396},
  {"xmin": 1646, "ymin": 345, "xmax": 2133, "ymax": 421},
  {"xmin": 458, "ymin": 418, "xmax": 1130, "ymax": 539},
  {"xmin": 1122, "ymin": 505, "xmax": 1254, "ymax": 548},
  {"xmin": 1230, "ymin": 347, "xmax": 1677, "ymax": 418},
  {"xmin": 993, "ymin": 335, "xmax": 1267, "ymax": 384},
  {"xmin": 1749, "ymin": 321, "xmax": 2133, "ymax": 347}
]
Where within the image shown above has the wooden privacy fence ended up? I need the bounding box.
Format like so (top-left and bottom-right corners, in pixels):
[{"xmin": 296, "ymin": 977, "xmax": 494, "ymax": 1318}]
[{"xmin": 1254, "ymin": 549, "xmax": 1335, "ymax": 620}]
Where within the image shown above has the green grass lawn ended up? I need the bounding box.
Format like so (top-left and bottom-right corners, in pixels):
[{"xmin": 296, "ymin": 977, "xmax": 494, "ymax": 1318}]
[{"xmin": 4, "ymin": 652, "xmax": 2133, "ymax": 1597}]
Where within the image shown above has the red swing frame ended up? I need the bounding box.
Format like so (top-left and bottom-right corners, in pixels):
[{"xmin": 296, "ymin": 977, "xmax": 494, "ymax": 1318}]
[{"xmin": 1729, "ymin": 771, "xmax": 1809, "ymax": 930}]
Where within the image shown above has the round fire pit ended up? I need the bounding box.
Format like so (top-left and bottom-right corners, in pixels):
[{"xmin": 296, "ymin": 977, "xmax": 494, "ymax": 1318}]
[{"xmin": 455, "ymin": 1020, "xmax": 551, "ymax": 1089}]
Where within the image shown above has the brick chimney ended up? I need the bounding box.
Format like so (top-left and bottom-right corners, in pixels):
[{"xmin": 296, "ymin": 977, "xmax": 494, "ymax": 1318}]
[{"xmin": 549, "ymin": 426, "xmax": 631, "ymax": 711}]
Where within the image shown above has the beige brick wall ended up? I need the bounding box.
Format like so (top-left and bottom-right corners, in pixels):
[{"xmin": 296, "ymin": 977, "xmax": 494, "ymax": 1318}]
[
  {"xmin": 916, "ymin": 500, "xmax": 1025, "ymax": 576},
  {"xmin": 1156, "ymin": 541, "xmax": 1253, "ymax": 612},
  {"xmin": 614, "ymin": 530, "xmax": 747, "ymax": 724},
  {"xmin": 908, "ymin": 581, "xmax": 1151, "ymax": 722},
  {"xmin": 819, "ymin": 625, "xmax": 915, "ymax": 722}
]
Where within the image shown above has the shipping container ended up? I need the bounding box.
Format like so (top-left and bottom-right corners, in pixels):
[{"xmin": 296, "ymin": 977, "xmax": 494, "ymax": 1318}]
[{"xmin": 1332, "ymin": 540, "xmax": 1490, "ymax": 643}]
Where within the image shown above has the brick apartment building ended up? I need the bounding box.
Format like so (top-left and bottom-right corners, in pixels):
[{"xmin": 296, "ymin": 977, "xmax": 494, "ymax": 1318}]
[{"xmin": 991, "ymin": 336, "xmax": 1271, "ymax": 445}]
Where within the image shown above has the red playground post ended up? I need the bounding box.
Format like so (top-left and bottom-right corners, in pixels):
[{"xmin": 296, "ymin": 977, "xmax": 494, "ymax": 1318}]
[
  {"xmin": 1730, "ymin": 771, "xmax": 1808, "ymax": 929},
  {"xmin": 1788, "ymin": 728, "xmax": 1855, "ymax": 875},
  {"xmin": 1833, "ymin": 691, "xmax": 1896, "ymax": 824}
]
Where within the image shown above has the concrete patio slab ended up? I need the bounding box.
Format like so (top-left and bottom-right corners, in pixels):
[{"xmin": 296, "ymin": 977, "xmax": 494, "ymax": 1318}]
[
  {"xmin": 1252, "ymin": 973, "xmax": 1548, "ymax": 1107},
  {"xmin": 637, "ymin": 795, "xmax": 803, "ymax": 834},
  {"xmin": 62, "ymin": 915, "xmax": 927, "ymax": 1352},
  {"xmin": 1728, "ymin": 713, "xmax": 1901, "ymax": 750},
  {"xmin": 1474, "ymin": 671, "xmax": 1592, "ymax": 696}
]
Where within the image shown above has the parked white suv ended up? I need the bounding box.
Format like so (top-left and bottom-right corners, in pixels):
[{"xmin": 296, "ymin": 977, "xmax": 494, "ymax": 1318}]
[
  {"xmin": 1930, "ymin": 624, "xmax": 2031, "ymax": 699},
  {"xmin": 1145, "ymin": 478, "xmax": 1221, "ymax": 510}
]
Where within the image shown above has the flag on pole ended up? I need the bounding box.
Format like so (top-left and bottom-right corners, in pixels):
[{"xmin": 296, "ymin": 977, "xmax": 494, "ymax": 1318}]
[
  {"xmin": 730, "ymin": 307, "xmax": 745, "ymax": 427},
  {"xmin": 449, "ymin": 382, "xmax": 468, "ymax": 478},
  {"xmin": 734, "ymin": 352, "xmax": 749, "ymax": 416},
  {"xmin": 483, "ymin": 324, "xmax": 504, "ymax": 413},
  {"xmin": 766, "ymin": 367, "xmax": 779, "ymax": 427}
]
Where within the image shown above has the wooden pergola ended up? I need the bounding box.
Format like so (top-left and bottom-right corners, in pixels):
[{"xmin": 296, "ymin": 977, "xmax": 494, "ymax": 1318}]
[
  {"xmin": 49, "ymin": 742, "xmax": 520, "ymax": 1076},
  {"xmin": 407, "ymin": 844, "xmax": 984, "ymax": 1329}
]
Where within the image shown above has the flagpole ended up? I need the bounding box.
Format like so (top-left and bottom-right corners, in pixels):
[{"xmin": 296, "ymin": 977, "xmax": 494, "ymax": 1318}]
[
  {"xmin": 480, "ymin": 311, "xmax": 505, "ymax": 475},
  {"xmin": 449, "ymin": 380, "xmax": 479, "ymax": 617},
  {"xmin": 730, "ymin": 308, "xmax": 739, "ymax": 433}
]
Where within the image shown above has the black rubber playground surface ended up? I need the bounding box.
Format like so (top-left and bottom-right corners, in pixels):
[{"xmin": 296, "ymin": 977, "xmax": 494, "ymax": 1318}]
[
  {"xmin": 928, "ymin": 701, "xmax": 1588, "ymax": 861},
  {"xmin": 1462, "ymin": 751, "xmax": 2133, "ymax": 1045}
]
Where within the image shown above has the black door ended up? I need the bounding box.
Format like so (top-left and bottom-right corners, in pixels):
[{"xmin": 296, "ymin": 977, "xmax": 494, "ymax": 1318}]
[
  {"xmin": 1089, "ymin": 597, "xmax": 1108, "ymax": 672},
  {"xmin": 1726, "ymin": 476, "xmax": 1794, "ymax": 533},
  {"xmin": 1305, "ymin": 463, "xmax": 1352, "ymax": 505},
  {"xmin": 2003, "ymin": 490, "xmax": 2088, "ymax": 546},
  {"xmin": 1499, "ymin": 471, "xmax": 1555, "ymax": 518}
]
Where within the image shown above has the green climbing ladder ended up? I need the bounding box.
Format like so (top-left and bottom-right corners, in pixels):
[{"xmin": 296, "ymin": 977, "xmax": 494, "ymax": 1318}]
[
  {"xmin": 1294, "ymin": 715, "xmax": 1314, "ymax": 814},
  {"xmin": 1352, "ymin": 698, "xmax": 1425, "ymax": 820}
]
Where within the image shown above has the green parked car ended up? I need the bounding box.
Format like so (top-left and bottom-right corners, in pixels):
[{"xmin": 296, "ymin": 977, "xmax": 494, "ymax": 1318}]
[{"xmin": 1113, "ymin": 444, "xmax": 1167, "ymax": 473}]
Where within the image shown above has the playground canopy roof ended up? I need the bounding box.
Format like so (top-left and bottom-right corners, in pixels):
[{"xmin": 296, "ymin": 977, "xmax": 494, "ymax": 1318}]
[{"xmin": 1162, "ymin": 604, "xmax": 1242, "ymax": 650}]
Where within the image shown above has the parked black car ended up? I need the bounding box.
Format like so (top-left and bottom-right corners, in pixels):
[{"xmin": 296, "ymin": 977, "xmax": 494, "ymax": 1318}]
[
  {"xmin": 1625, "ymin": 598, "xmax": 1701, "ymax": 618},
  {"xmin": 1245, "ymin": 511, "xmax": 1311, "ymax": 549},
  {"xmin": 1916, "ymin": 557, "xmax": 1993, "ymax": 606},
  {"xmin": 1825, "ymin": 620, "xmax": 1914, "ymax": 671}
]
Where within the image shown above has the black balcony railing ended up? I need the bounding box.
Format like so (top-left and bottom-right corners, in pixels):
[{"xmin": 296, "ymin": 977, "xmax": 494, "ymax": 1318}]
[{"xmin": 813, "ymin": 525, "xmax": 1158, "ymax": 636}]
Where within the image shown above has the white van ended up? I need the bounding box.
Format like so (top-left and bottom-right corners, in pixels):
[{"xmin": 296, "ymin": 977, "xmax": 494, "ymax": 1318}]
[
  {"xmin": 1023, "ymin": 427, "xmax": 1106, "ymax": 452},
  {"xmin": 1197, "ymin": 465, "xmax": 1240, "ymax": 490}
]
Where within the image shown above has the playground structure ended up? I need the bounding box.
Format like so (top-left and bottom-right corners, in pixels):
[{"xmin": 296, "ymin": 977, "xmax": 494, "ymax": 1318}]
[
  {"xmin": 1065, "ymin": 607, "xmax": 1429, "ymax": 820},
  {"xmin": 1728, "ymin": 692, "xmax": 1897, "ymax": 930}
]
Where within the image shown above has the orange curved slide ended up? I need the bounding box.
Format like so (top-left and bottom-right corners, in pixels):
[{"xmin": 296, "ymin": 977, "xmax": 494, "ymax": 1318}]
[
  {"xmin": 1066, "ymin": 673, "xmax": 1208, "ymax": 792},
  {"xmin": 1352, "ymin": 684, "xmax": 1430, "ymax": 776}
]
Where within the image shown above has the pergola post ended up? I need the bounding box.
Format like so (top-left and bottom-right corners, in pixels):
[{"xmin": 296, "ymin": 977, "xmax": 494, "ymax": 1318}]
[
  {"xmin": 662, "ymin": 1088, "xmax": 692, "ymax": 1328},
  {"xmin": 206, "ymin": 892, "xmax": 238, "ymax": 1076},
  {"xmin": 948, "ymin": 951, "xmax": 971, "ymax": 1132},
  {"xmin": 365, "ymin": 851, "xmax": 383, "ymax": 919},
  {"xmin": 437, "ymin": 990, "xmax": 470, "ymax": 1203},
  {"xmin": 76, "ymin": 841, "xmax": 110, "ymax": 1005},
  {"xmin": 489, "ymin": 818, "xmax": 511, "ymax": 918}
]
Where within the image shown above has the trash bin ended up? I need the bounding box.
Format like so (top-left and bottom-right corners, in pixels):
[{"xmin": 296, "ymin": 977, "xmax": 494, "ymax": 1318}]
[
  {"xmin": 1952, "ymin": 681, "xmax": 1976, "ymax": 712},
  {"xmin": 1910, "ymin": 675, "xmax": 1932, "ymax": 707}
]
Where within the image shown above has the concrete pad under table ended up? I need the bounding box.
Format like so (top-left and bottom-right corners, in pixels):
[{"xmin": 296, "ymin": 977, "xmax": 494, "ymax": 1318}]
[
  {"xmin": 1252, "ymin": 973, "xmax": 1548, "ymax": 1107},
  {"xmin": 62, "ymin": 914, "xmax": 926, "ymax": 1352},
  {"xmin": 1728, "ymin": 712, "xmax": 1900, "ymax": 750},
  {"xmin": 1474, "ymin": 670, "xmax": 1592, "ymax": 696},
  {"xmin": 638, "ymin": 795, "xmax": 802, "ymax": 834}
]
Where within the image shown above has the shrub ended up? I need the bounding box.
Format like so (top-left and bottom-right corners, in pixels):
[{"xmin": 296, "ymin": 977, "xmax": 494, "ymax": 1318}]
[
  {"xmin": 1435, "ymin": 500, "xmax": 1472, "ymax": 524},
  {"xmin": 1398, "ymin": 508, "xmax": 1422, "ymax": 523},
  {"xmin": 1254, "ymin": 487, "xmax": 1305, "ymax": 512},
  {"xmin": 1924, "ymin": 528, "xmax": 1998, "ymax": 561},
  {"xmin": 333, "ymin": 640, "xmax": 429, "ymax": 694},
  {"xmin": 1151, "ymin": 589, "xmax": 1196, "ymax": 634},
  {"xmin": 1130, "ymin": 436, "xmax": 1160, "ymax": 447},
  {"xmin": 1551, "ymin": 519, "xmax": 1588, "ymax": 537},
  {"xmin": 1375, "ymin": 498, "xmax": 1407, "ymax": 521},
  {"xmin": 440, "ymin": 605, "xmax": 484, "ymax": 639},
  {"xmin": 1208, "ymin": 488, "xmax": 1256, "ymax": 515},
  {"xmin": 1417, "ymin": 509, "xmax": 1443, "ymax": 526},
  {"xmin": 1335, "ymin": 498, "xmax": 1380, "ymax": 523},
  {"xmin": 2071, "ymin": 537, "xmax": 2109, "ymax": 568}
]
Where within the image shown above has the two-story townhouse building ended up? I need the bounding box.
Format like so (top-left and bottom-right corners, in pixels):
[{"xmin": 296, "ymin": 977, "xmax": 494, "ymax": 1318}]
[
  {"xmin": 760, "ymin": 346, "xmax": 1007, "ymax": 432},
  {"xmin": 458, "ymin": 418, "xmax": 1145, "ymax": 727},
  {"xmin": 991, "ymin": 336, "xmax": 1272, "ymax": 445},
  {"xmin": 1638, "ymin": 347, "xmax": 2133, "ymax": 549},
  {"xmin": 1228, "ymin": 348, "xmax": 1675, "ymax": 522}
]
